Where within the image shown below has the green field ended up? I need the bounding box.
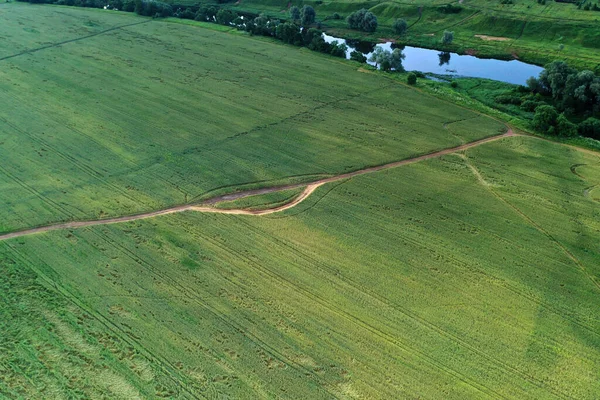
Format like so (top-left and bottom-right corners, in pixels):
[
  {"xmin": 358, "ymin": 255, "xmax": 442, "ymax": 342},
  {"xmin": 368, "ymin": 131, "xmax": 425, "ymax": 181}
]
[
  {"xmin": 2, "ymin": 3, "xmax": 600, "ymax": 399},
  {"xmin": 0, "ymin": 3, "xmax": 505, "ymax": 233},
  {"xmin": 3, "ymin": 135, "xmax": 600, "ymax": 398}
]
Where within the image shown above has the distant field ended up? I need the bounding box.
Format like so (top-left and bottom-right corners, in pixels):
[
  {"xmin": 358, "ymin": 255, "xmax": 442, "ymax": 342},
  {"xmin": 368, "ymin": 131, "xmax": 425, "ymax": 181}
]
[
  {"xmin": 221, "ymin": 0, "xmax": 600, "ymax": 69},
  {"xmin": 3, "ymin": 136, "xmax": 600, "ymax": 398},
  {"xmin": 0, "ymin": 3, "xmax": 505, "ymax": 232}
]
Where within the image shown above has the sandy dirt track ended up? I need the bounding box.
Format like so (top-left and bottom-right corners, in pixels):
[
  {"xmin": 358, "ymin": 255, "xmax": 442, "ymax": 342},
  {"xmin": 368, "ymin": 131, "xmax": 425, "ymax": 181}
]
[{"xmin": 0, "ymin": 131, "xmax": 515, "ymax": 241}]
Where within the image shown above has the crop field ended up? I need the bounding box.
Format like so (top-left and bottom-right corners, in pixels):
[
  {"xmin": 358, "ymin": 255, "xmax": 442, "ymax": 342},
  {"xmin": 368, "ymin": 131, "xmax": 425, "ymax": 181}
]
[
  {"xmin": 2, "ymin": 3, "xmax": 600, "ymax": 400},
  {"xmin": 2, "ymin": 135, "xmax": 600, "ymax": 398},
  {"xmin": 213, "ymin": 187, "xmax": 306, "ymax": 210},
  {"xmin": 0, "ymin": 3, "xmax": 506, "ymax": 233}
]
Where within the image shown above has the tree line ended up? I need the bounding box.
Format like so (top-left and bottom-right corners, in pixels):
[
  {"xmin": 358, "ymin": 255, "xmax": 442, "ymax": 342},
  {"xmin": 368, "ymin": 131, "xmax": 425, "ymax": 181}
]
[
  {"xmin": 525, "ymin": 61, "xmax": 600, "ymax": 139},
  {"xmin": 486, "ymin": 61, "xmax": 600, "ymax": 139}
]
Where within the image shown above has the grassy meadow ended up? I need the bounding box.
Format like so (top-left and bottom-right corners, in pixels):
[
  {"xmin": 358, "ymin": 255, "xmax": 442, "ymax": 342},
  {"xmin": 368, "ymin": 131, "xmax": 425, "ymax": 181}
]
[
  {"xmin": 0, "ymin": 3, "xmax": 505, "ymax": 232},
  {"xmin": 2, "ymin": 135, "xmax": 600, "ymax": 398}
]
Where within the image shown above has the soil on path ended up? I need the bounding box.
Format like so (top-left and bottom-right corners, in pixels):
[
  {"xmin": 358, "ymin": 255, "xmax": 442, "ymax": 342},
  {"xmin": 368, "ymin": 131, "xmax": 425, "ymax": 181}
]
[{"xmin": 0, "ymin": 130, "xmax": 516, "ymax": 241}]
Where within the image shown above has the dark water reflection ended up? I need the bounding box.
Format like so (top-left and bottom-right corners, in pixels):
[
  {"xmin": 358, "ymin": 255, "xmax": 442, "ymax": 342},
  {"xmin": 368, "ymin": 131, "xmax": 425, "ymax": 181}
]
[{"xmin": 323, "ymin": 34, "xmax": 544, "ymax": 85}]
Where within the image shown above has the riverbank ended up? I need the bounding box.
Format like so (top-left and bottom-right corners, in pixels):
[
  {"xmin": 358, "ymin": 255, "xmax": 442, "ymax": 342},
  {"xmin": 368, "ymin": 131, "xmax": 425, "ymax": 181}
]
[{"xmin": 227, "ymin": 1, "xmax": 600, "ymax": 71}]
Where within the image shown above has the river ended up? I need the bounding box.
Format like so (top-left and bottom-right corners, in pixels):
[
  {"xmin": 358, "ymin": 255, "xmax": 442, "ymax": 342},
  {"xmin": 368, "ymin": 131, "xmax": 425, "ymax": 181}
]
[{"xmin": 323, "ymin": 34, "xmax": 544, "ymax": 85}]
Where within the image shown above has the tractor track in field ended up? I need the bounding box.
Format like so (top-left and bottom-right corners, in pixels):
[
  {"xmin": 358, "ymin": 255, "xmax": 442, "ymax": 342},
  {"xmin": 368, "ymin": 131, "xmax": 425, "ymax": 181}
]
[
  {"xmin": 461, "ymin": 152, "xmax": 600, "ymax": 294},
  {"xmin": 0, "ymin": 20, "xmax": 151, "ymax": 62},
  {"xmin": 0, "ymin": 130, "xmax": 515, "ymax": 242}
]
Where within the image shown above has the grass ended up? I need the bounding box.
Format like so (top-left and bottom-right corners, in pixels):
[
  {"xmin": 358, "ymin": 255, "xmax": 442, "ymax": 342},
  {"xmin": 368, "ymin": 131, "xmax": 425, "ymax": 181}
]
[
  {"xmin": 0, "ymin": 3, "xmax": 505, "ymax": 233},
  {"xmin": 3, "ymin": 136, "xmax": 600, "ymax": 398}
]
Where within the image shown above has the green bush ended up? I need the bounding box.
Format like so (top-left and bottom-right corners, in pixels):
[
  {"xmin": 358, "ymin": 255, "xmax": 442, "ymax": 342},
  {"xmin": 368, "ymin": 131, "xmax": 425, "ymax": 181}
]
[
  {"xmin": 556, "ymin": 113, "xmax": 578, "ymax": 137},
  {"xmin": 325, "ymin": 12, "xmax": 342, "ymax": 20},
  {"xmin": 438, "ymin": 4, "xmax": 462, "ymax": 13},
  {"xmin": 495, "ymin": 94, "xmax": 522, "ymax": 105},
  {"xmin": 441, "ymin": 31, "xmax": 454, "ymax": 45},
  {"xmin": 393, "ymin": 19, "xmax": 407, "ymax": 35},
  {"xmin": 347, "ymin": 9, "xmax": 378, "ymax": 32},
  {"xmin": 532, "ymin": 105, "xmax": 558, "ymax": 133},
  {"xmin": 520, "ymin": 100, "xmax": 540, "ymax": 112},
  {"xmin": 350, "ymin": 50, "xmax": 367, "ymax": 63},
  {"xmin": 578, "ymin": 117, "xmax": 600, "ymax": 139},
  {"xmin": 407, "ymin": 72, "xmax": 417, "ymax": 85},
  {"xmin": 216, "ymin": 9, "xmax": 237, "ymax": 25}
]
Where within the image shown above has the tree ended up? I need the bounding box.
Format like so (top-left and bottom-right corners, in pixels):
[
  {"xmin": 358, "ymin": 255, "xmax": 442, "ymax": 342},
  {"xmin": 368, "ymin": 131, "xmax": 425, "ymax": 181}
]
[
  {"xmin": 520, "ymin": 100, "xmax": 540, "ymax": 112},
  {"xmin": 123, "ymin": 0, "xmax": 135, "ymax": 11},
  {"xmin": 289, "ymin": 5, "xmax": 300, "ymax": 21},
  {"xmin": 329, "ymin": 41, "xmax": 348, "ymax": 58},
  {"xmin": 556, "ymin": 113, "xmax": 577, "ymax": 136},
  {"xmin": 441, "ymin": 30, "xmax": 454, "ymax": 45},
  {"xmin": 301, "ymin": 5, "xmax": 316, "ymax": 26},
  {"xmin": 179, "ymin": 8, "xmax": 195, "ymax": 19},
  {"xmin": 300, "ymin": 28, "xmax": 329, "ymax": 52},
  {"xmin": 563, "ymin": 70, "xmax": 600, "ymax": 113},
  {"xmin": 538, "ymin": 61, "xmax": 576, "ymax": 102},
  {"xmin": 216, "ymin": 9, "xmax": 237, "ymax": 25},
  {"xmin": 350, "ymin": 50, "xmax": 367, "ymax": 63},
  {"xmin": 137, "ymin": 1, "xmax": 172, "ymax": 17},
  {"xmin": 250, "ymin": 14, "xmax": 276, "ymax": 36},
  {"xmin": 438, "ymin": 51, "xmax": 451, "ymax": 66},
  {"xmin": 302, "ymin": 28, "xmax": 324, "ymax": 49},
  {"xmin": 532, "ymin": 105, "xmax": 558, "ymax": 133},
  {"xmin": 438, "ymin": 3, "xmax": 462, "ymax": 13},
  {"xmin": 368, "ymin": 47, "xmax": 387, "ymax": 69},
  {"xmin": 407, "ymin": 72, "xmax": 417, "ymax": 85},
  {"xmin": 276, "ymin": 22, "xmax": 302, "ymax": 44},
  {"xmin": 578, "ymin": 117, "xmax": 600, "ymax": 139},
  {"xmin": 368, "ymin": 47, "xmax": 404, "ymax": 71},
  {"xmin": 361, "ymin": 11, "xmax": 378, "ymax": 32},
  {"xmin": 389, "ymin": 48, "xmax": 405, "ymax": 71},
  {"xmin": 347, "ymin": 38, "xmax": 376, "ymax": 54},
  {"xmin": 347, "ymin": 9, "xmax": 378, "ymax": 32},
  {"xmin": 195, "ymin": 5, "xmax": 217, "ymax": 21},
  {"xmin": 526, "ymin": 76, "xmax": 544, "ymax": 94},
  {"xmin": 393, "ymin": 18, "xmax": 407, "ymax": 35}
]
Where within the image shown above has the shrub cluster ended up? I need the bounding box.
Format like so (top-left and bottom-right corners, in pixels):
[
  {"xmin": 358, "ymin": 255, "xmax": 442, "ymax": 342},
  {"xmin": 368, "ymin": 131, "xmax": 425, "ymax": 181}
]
[
  {"xmin": 368, "ymin": 47, "xmax": 405, "ymax": 72},
  {"xmin": 486, "ymin": 60, "xmax": 600, "ymax": 139},
  {"xmin": 581, "ymin": 2, "xmax": 600, "ymax": 10},
  {"xmin": 324, "ymin": 12, "xmax": 342, "ymax": 21},
  {"xmin": 392, "ymin": 19, "xmax": 407, "ymax": 35},
  {"xmin": 438, "ymin": 4, "xmax": 462, "ymax": 13},
  {"xmin": 346, "ymin": 9, "xmax": 378, "ymax": 32},
  {"xmin": 273, "ymin": 22, "xmax": 348, "ymax": 58},
  {"xmin": 522, "ymin": 61, "xmax": 600, "ymax": 138}
]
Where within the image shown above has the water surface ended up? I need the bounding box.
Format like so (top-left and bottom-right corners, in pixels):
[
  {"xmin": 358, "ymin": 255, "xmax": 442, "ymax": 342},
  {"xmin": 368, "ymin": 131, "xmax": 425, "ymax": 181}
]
[{"xmin": 323, "ymin": 34, "xmax": 543, "ymax": 85}]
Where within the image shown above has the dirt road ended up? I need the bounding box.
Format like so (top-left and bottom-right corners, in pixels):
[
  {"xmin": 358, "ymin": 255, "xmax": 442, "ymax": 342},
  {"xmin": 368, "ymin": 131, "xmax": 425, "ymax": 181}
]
[{"xmin": 0, "ymin": 130, "xmax": 515, "ymax": 241}]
